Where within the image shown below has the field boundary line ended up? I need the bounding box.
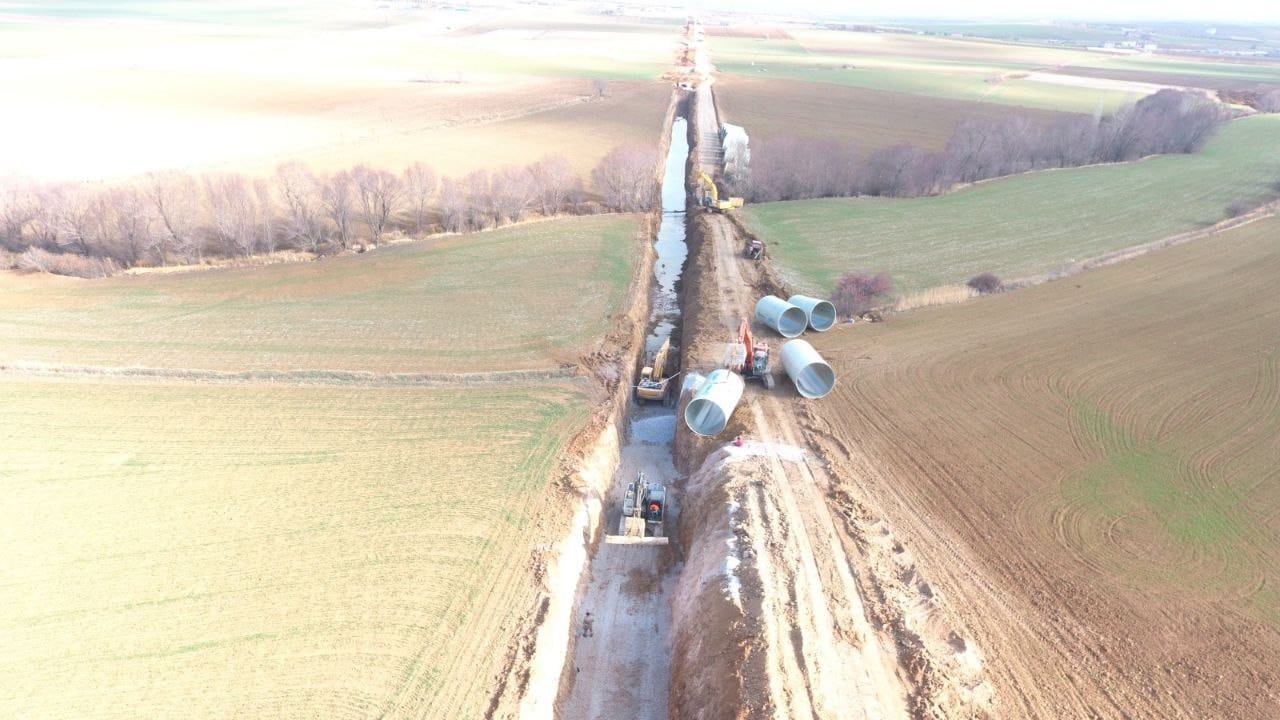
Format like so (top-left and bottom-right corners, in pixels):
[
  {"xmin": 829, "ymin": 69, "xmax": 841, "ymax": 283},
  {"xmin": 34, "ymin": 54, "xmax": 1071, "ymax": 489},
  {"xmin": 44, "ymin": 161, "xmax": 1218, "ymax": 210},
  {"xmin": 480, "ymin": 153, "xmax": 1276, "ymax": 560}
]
[
  {"xmin": 1006, "ymin": 200, "xmax": 1278, "ymax": 290},
  {"xmin": 0, "ymin": 361, "xmax": 581, "ymax": 387}
]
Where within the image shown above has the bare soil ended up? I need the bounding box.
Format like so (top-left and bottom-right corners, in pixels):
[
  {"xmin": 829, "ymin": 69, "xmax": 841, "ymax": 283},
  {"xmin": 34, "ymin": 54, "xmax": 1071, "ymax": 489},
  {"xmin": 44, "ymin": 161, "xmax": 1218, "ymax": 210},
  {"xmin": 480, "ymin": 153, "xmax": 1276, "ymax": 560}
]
[
  {"xmin": 802, "ymin": 217, "xmax": 1280, "ymax": 718},
  {"xmin": 715, "ymin": 74, "xmax": 1068, "ymax": 151}
]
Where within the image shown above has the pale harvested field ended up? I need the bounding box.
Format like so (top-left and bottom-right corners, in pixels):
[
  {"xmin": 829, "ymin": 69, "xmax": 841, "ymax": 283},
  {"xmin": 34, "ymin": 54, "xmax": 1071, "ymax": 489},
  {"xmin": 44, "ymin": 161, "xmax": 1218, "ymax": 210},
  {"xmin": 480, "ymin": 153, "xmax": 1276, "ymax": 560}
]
[
  {"xmin": 808, "ymin": 217, "xmax": 1280, "ymax": 717},
  {"xmin": 0, "ymin": 214, "xmax": 641, "ymax": 373},
  {"xmin": 0, "ymin": 376, "xmax": 588, "ymax": 719},
  {"xmin": 0, "ymin": 7, "xmax": 675, "ymax": 181}
]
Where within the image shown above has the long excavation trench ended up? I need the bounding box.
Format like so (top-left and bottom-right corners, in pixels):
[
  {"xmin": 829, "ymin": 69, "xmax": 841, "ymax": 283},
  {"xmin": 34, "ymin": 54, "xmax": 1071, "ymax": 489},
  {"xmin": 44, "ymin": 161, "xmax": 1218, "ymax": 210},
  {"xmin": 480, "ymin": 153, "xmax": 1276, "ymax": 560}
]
[{"xmin": 557, "ymin": 110, "xmax": 692, "ymax": 719}]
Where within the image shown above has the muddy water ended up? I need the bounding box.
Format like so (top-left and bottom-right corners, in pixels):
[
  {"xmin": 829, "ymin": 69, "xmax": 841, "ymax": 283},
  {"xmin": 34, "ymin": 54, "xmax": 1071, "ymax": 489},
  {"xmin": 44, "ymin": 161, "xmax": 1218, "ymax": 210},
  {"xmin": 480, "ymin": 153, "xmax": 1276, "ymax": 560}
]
[
  {"xmin": 646, "ymin": 116, "xmax": 690, "ymax": 355},
  {"xmin": 560, "ymin": 114, "xmax": 690, "ymax": 720}
]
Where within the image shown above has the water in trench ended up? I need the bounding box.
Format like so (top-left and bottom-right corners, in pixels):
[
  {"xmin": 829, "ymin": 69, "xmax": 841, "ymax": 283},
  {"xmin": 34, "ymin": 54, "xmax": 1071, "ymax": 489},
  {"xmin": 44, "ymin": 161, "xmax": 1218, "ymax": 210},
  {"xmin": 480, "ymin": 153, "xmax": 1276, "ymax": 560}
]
[
  {"xmin": 560, "ymin": 113, "xmax": 689, "ymax": 720},
  {"xmin": 646, "ymin": 116, "xmax": 690, "ymax": 355}
]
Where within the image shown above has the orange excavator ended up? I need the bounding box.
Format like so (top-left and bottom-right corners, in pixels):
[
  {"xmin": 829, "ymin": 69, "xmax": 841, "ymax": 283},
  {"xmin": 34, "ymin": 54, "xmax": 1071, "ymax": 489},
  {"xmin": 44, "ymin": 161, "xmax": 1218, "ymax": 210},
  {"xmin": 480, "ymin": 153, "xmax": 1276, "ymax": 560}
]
[{"xmin": 725, "ymin": 318, "xmax": 775, "ymax": 389}]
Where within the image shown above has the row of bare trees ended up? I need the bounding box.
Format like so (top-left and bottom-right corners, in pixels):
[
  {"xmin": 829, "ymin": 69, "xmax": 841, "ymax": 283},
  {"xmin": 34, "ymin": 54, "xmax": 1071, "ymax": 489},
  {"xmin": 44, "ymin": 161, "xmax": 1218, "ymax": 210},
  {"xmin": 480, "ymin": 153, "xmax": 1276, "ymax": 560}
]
[
  {"xmin": 733, "ymin": 90, "xmax": 1226, "ymax": 202},
  {"xmin": 2, "ymin": 145, "xmax": 660, "ymax": 275}
]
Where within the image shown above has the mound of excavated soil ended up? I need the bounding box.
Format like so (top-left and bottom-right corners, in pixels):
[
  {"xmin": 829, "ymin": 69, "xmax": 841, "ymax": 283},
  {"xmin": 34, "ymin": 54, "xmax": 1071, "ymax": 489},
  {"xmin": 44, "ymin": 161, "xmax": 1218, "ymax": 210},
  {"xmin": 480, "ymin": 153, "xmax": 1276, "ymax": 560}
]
[{"xmin": 669, "ymin": 449, "xmax": 767, "ymax": 720}]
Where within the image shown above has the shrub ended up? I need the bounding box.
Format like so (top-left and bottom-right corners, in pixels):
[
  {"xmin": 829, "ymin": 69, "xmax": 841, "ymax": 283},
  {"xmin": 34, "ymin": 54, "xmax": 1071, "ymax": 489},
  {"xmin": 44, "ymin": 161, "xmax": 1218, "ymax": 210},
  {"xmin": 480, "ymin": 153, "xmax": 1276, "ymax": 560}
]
[
  {"xmin": 831, "ymin": 271, "xmax": 893, "ymax": 317},
  {"xmin": 1224, "ymin": 199, "xmax": 1256, "ymax": 218},
  {"xmin": 967, "ymin": 272, "xmax": 1003, "ymax": 294},
  {"xmin": 17, "ymin": 247, "xmax": 120, "ymax": 278}
]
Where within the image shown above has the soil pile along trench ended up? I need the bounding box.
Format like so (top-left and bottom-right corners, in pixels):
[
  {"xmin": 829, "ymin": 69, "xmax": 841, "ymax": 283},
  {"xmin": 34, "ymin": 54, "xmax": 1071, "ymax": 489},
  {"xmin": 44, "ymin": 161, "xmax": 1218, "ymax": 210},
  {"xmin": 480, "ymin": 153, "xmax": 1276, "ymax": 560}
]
[
  {"xmin": 556, "ymin": 110, "xmax": 692, "ymax": 720},
  {"xmin": 667, "ymin": 28, "xmax": 995, "ymax": 720}
]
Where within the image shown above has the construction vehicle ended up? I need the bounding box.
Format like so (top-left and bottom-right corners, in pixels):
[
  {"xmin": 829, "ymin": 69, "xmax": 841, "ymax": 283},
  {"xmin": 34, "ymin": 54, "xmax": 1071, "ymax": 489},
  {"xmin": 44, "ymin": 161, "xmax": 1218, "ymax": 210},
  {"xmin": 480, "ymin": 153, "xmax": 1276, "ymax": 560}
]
[
  {"xmin": 725, "ymin": 318, "xmax": 775, "ymax": 389},
  {"xmin": 612, "ymin": 471, "xmax": 668, "ymax": 545},
  {"xmin": 635, "ymin": 338, "xmax": 677, "ymax": 406},
  {"xmin": 746, "ymin": 239, "xmax": 764, "ymax": 260},
  {"xmin": 697, "ymin": 171, "xmax": 744, "ymax": 212}
]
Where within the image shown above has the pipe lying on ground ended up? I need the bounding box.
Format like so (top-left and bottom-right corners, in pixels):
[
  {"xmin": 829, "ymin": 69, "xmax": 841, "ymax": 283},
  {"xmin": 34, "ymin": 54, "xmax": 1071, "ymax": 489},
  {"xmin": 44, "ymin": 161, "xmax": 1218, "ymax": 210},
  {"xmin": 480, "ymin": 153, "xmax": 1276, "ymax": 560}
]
[
  {"xmin": 684, "ymin": 368, "xmax": 745, "ymax": 437},
  {"xmin": 780, "ymin": 340, "xmax": 836, "ymax": 399},
  {"xmin": 787, "ymin": 295, "xmax": 836, "ymax": 332},
  {"xmin": 755, "ymin": 296, "xmax": 807, "ymax": 338}
]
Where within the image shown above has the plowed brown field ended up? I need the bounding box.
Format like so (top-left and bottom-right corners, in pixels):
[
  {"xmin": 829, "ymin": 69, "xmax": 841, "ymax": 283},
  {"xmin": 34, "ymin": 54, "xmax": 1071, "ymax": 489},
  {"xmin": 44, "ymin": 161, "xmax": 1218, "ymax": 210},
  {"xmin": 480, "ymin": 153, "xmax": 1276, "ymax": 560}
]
[
  {"xmin": 713, "ymin": 75, "xmax": 1067, "ymax": 151},
  {"xmin": 806, "ymin": 216, "xmax": 1280, "ymax": 717}
]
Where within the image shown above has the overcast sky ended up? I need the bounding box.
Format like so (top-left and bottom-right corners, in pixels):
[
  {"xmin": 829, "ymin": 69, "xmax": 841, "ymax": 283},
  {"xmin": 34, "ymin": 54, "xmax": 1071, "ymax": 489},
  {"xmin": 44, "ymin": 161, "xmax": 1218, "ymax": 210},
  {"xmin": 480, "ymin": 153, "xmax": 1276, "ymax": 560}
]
[{"xmin": 756, "ymin": 0, "xmax": 1280, "ymax": 23}]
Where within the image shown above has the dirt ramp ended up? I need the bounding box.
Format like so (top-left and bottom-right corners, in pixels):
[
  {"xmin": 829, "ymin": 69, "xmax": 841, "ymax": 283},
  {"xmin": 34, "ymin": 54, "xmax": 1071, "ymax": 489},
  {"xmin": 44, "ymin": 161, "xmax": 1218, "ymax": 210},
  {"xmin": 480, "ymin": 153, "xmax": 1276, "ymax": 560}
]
[{"xmin": 669, "ymin": 449, "xmax": 768, "ymax": 720}]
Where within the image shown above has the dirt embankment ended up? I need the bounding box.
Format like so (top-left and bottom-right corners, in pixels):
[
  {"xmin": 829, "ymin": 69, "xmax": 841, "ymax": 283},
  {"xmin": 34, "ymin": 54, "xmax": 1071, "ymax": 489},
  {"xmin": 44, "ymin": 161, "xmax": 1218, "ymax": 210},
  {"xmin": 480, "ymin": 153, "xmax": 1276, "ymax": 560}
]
[
  {"xmin": 668, "ymin": 449, "xmax": 767, "ymax": 719},
  {"xmin": 667, "ymin": 74, "xmax": 997, "ymax": 718},
  {"xmin": 672, "ymin": 211, "xmax": 784, "ymax": 474}
]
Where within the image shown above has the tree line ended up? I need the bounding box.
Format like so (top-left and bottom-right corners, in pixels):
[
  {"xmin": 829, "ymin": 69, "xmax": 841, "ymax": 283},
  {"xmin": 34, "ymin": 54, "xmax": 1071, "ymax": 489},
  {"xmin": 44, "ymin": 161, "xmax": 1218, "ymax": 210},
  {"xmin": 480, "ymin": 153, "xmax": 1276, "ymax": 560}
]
[
  {"xmin": 1, "ymin": 146, "xmax": 658, "ymax": 276},
  {"xmin": 732, "ymin": 90, "xmax": 1226, "ymax": 202}
]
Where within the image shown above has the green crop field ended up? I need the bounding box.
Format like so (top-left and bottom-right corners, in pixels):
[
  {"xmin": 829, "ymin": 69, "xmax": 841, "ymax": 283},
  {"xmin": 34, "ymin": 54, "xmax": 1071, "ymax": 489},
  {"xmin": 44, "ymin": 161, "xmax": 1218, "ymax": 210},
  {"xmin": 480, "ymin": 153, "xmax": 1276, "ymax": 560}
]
[
  {"xmin": 746, "ymin": 114, "xmax": 1280, "ymax": 296},
  {"xmin": 0, "ymin": 214, "xmax": 640, "ymax": 373},
  {"xmin": 0, "ymin": 376, "xmax": 589, "ymax": 719}
]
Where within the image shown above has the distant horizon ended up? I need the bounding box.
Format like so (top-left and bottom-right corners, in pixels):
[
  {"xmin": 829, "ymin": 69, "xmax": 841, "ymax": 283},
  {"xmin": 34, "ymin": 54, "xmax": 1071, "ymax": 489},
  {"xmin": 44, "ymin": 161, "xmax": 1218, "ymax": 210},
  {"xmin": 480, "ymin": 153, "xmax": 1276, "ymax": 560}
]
[{"xmin": 678, "ymin": 0, "xmax": 1280, "ymax": 25}]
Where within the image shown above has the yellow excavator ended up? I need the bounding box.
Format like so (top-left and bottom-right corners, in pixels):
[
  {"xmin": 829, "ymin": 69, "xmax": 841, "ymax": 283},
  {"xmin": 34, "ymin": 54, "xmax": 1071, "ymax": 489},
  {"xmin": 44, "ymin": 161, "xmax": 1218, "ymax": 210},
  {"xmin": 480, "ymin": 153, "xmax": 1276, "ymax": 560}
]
[
  {"xmin": 635, "ymin": 338, "xmax": 678, "ymax": 406},
  {"xmin": 697, "ymin": 171, "xmax": 744, "ymax": 212}
]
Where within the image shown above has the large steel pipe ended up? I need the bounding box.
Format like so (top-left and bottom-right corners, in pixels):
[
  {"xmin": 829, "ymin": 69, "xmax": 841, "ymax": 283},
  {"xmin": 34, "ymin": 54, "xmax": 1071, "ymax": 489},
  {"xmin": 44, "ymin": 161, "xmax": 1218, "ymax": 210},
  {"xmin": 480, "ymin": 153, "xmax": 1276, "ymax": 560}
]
[
  {"xmin": 755, "ymin": 296, "xmax": 807, "ymax": 338},
  {"xmin": 787, "ymin": 294, "xmax": 837, "ymax": 332},
  {"xmin": 684, "ymin": 369, "xmax": 745, "ymax": 437},
  {"xmin": 780, "ymin": 340, "xmax": 836, "ymax": 399}
]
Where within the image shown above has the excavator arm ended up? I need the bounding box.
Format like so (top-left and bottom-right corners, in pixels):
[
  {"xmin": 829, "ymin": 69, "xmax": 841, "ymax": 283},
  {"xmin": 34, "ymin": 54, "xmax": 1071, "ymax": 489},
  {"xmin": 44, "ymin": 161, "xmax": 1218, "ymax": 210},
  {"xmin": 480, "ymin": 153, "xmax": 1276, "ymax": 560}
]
[
  {"xmin": 697, "ymin": 171, "xmax": 744, "ymax": 212},
  {"xmin": 697, "ymin": 171, "xmax": 720, "ymax": 206},
  {"xmin": 651, "ymin": 339, "xmax": 670, "ymax": 382}
]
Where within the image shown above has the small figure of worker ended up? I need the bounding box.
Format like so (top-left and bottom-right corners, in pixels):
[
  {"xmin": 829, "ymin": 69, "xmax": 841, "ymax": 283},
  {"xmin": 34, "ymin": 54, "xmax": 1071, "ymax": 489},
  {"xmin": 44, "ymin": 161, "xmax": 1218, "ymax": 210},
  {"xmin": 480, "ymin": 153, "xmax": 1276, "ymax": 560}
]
[
  {"xmin": 734, "ymin": 434, "xmax": 744, "ymax": 447},
  {"xmin": 582, "ymin": 612, "xmax": 594, "ymax": 638}
]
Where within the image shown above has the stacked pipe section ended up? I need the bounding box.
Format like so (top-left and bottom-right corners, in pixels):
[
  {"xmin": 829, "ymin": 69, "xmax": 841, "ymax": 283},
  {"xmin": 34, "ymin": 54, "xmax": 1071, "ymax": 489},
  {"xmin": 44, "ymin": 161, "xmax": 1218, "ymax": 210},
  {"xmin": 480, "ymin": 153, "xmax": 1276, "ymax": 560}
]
[
  {"xmin": 755, "ymin": 295, "xmax": 807, "ymax": 338},
  {"xmin": 787, "ymin": 295, "xmax": 836, "ymax": 332},
  {"xmin": 684, "ymin": 369, "xmax": 745, "ymax": 437},
  {"xmin": 780, "ymin": 340, "xmax": 836, "ymax": 399}
]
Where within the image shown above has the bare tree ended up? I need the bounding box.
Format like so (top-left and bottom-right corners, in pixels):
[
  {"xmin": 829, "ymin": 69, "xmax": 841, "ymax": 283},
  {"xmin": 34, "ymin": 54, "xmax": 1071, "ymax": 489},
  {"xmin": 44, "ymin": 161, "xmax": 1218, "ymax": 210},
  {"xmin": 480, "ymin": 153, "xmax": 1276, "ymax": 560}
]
[
  {"xmin": 352, "ymin": 165, "xmax": 405, "ymax": 246},
  {"xmin": 252, "ymin": 178, "xmax": 276, "ymax": 254},
  {"xmin": 1260, "ymin": 89, "xmax": 1280, "ymax": 113},
  {"xmin": 492, "ymin": 166, "xmax": 534, "ymax": 223},
  {"xmin": 403, "ymin": 162, "xmax": 437, "ymax": 234},
  {"xmin": 743, "ymin": 89, "xmax": 1222, "ymax": 203},
  {"xmin": 275, "ymin": 162, "xmax": 326, "ymax": 253},
  {"xmin": 438, "ymin": 176, "xmax": 466, "ymax": 233},
  {"xmin": 320, "ymin": 171, "xmax": 356, "ymax": 250},
  {"xmin": 0, "ymin": 179, "xmax": 38, "ymax": 251},
  {"xmin": 463, "ymin": 170, "xmax": 493, "ymax": 230},
  {"xmin": 529, "ymin": 155, "xmax": 575, "ymax": 216},
  {"xmin": 204, "ymin": 174, "xmax": 257, "ymax": 257},
  {"xmin": 831, "ymin": 271, "xmax": 894, "ymax": 318},
  {"xmin": 967, "ymin": 272, "xmax": 1002, "ymax": 294},
  {"xmin": 96, "ymin": 186, "xmax": 155, "ymax": 267},
  {"xmin": 592, "ymin": 145, "xmax": 658, "ymax": 212},
  {"xmin": 592, "ymin": 79, "xmax": 609, "ymax": 97},
  {"xmin": 47, "ymin": 183, "xmax": 99, "ymax": 256},
  {"xmin": 146, "ymin": 171, "xmax": 201, "ymax": 264}
]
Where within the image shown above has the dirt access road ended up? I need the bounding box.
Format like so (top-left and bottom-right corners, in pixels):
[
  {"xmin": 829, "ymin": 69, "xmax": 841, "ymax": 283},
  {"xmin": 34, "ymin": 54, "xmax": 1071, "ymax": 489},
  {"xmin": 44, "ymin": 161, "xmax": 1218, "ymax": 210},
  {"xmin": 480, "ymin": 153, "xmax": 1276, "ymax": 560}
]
[
  {"xmin": 678, "ymin": 210, "xmax": 995, "ymax": 719},
  {"xmin": 670, "ymin": 43, "xmax": 995, "ymax": 716}
]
